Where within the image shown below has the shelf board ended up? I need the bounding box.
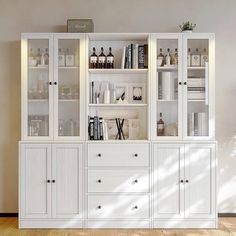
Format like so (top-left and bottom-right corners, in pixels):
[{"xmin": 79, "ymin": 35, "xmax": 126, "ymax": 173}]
[
  {"xmin": 28, "ymin": 66, "xmax": 48, "ymax": 70},
  {"xmin": 59, "ymin": 99, "xmax": 79, "ymax": 102},
  {"xmin": 157, "ymin": 66, "xmax": 178, "ymax": 71},
  {"xmin": 88, "ymin": 69, "xmax": 148, "ymax": 74},
  {"xmin": 58, "ymin": 66, "xmax": 79, "ymax": 70},
  {"xmin": 28, "ymin": 99, "xmax": 48, "ymax": 102},
  {"xmin": 187, "ymin": 66, "xmax": 206, "ymax": 70},
  {"xmin": 188, "ymin": 99, "xmax": 206, "ymax": 102},
  {"xmin": 89, "ymin": 103, "xmax": 147, "ymax": 107},
  {"xmin": 157, "ymin": 99, "xmax": 177, "ymax": 102}
]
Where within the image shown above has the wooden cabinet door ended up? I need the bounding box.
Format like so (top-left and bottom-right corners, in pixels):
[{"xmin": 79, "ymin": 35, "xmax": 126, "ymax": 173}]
[
  {"xmin": 184, "ymin": 144, "xmax": 216, "ymax": 219},
  {"xmin": 153, "ymin": 143, "xmax": 185, "ymax": 219},
  {"xmin": 20, "ymin": 144, "xmax": 52, "ymax": 218},
  {"xmin": 52, "ymin": 144, "xmax": 83, "ymax": 218}
]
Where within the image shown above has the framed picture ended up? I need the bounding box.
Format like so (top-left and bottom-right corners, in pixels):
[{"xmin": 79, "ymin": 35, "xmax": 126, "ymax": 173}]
[
  {"xmin": 114, "ymin": 83, "xmax": 129, "ymax": 103},
  {"xmin": 129, "ymin": 83, "xmax": 146, "ymax": 103}
]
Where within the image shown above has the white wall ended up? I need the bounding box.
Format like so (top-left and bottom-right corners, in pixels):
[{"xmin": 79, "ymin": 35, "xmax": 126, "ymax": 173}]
[{"xmin": 0, "ymin": 0, "xmax": 235, "ymax": 213}]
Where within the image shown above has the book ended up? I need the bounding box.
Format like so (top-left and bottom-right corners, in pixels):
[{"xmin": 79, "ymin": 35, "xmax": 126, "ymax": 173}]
[
  {"xmin": 99, "ymin": 117, "xmax": 104, "ymax": 140},
  {"xmin": 144, "ymin": 44, "xmax": 148, "ymax": 68},
  {"xmin": 89, "ymin": 116, "xmax": 94, "ymax": 140},
  {"xmin": 93, "ymin": 116, "xmax": 99, "ymax": 140},
  {"xmin": 121, "ymin": 46, "xmax": 126, "ymax": 69},
  {"xmin": 188, "ymin": 113, "xmax": 195, "ymax": 136},
  {"xmin": 194, "ymin": 113, "xmax": 198, "ymax": 136},
  {"xmin": 138, "ymin": 45, "xmax": 144, "ymax": 69}
]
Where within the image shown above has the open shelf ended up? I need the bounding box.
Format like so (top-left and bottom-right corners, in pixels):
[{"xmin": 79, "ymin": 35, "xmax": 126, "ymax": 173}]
[
  {"xmin": 89, "ymin": 69, "xmax": 148, "ymax": 74},
  {"xmin": 28, "ymin": 99, "xmax": 48, "ymax": 102},
  {"xmin": 28, "ymin": 66, "xmax": 49, "ymax": 70},
  {"xmin": 59, "ymin": 99, "xmax": 79, "ymax": 102},
  {"xmin": 187, "ymin": 66, "xmax": 206, "ymax": 70},
  {"xmin": 59, "ymin": 66, "xmax": 79, "ymax": 70},
  {"xmin": 157, "ymin": 66, "xmax": 178, "ymax": 71},
  {"xmin": 157, "ymin": 99, "xmax": 177, "ymax": 102},
  {"xmin": 89, "ymin": 103, "xmax": 147, "ymax": 107}
]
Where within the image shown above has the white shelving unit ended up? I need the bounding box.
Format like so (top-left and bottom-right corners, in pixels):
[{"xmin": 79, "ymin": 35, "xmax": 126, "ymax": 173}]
[{"xmin": 19, "ymin": 32, "xmax": 217, "ymax": 229}]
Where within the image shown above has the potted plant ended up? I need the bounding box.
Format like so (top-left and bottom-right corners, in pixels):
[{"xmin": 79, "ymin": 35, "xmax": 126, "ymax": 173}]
[{"xmin": 179, "ymin": 21, "xmax": 196, "ymax": 33}]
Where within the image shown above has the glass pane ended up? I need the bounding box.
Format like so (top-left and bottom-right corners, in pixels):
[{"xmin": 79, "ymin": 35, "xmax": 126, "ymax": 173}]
[
  {"xmin": 187, "ymin": 39, "xmax": 209, "ymax": 136},
  {"xmin": 156, "ymin": 39, "xmax": 179, "ymax": 137},
  {"xmin": 58, "ymin": 39, "xmax": 80, "ymax": 136},
  {"xmin": 27, "ymin": 39, "xmax": 49, "ymax": 136}
]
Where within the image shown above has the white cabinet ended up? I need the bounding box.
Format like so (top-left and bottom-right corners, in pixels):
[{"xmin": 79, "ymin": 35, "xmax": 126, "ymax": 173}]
[
  {"xmin": 153, "ymin": 143, "xmax": 216, "ymax": 222},
  {"xmin": 20, "ymin": 143, "xmax": 83, "ymax": 221}
]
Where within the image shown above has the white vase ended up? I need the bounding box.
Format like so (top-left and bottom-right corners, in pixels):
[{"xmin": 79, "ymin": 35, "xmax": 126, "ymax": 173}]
[{"xmin": 182, "ymin": 30, "xmax": 193, "ymax": 33}]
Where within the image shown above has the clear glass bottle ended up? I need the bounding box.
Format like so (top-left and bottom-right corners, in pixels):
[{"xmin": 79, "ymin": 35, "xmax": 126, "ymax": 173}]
[
  {"xmin": 58, "ymin": 48, "xmax": 65, "ymax": 67},
  {"xmin": 191, "ymin": 48, "xmax": 201, "ymax": 67},
  {"xmin": 165, "ymin": 48, "xmax": 171, "ymax": 66},
  {"xmin": 201, "ymin": 48, "xmax": 208, "ymax": 66},
  {"xmin": 44, "ymin": 48, "xmax": 49, "ymax": 65},
  {"xmin": 36, "ymin": 48, "xmax": 41, "ymax": 66},
  {"xmin": 157, "ymin": 48, "xmax": 164, "ymax": 67},
  {"xmin": 90, "ymin": 47, "xmax": 98, "ymax": 68},
  {"xmin": 157, "ymin": 112, "xmax": 165, "ymax": 136},
  {"xmin": 106, "ymin": 47, "xmax": 114, "ymax": 69},
  {"xmin": 65, "ymin": 48, "xmax": 75, "ymax": 67},
  {"xmin": 98, "ymin": 47, "xmax": 106, "ymax": 69}
]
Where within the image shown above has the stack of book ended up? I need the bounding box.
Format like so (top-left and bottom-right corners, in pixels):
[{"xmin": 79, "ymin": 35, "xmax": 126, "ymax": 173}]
[
  {"xmin": 187, "ymin": 77, "xmax": 205, "ymax": 100},
  {"xmin": 88, "ymin": 116, "xmax": 108, "ymax": 140},
  {"xmin": 188, "ymin": 112, "xmax": 208, "ymax": 136},
  {"xmin": 121, "ymin": 44, "xmax": 148, "ymax": 69}
]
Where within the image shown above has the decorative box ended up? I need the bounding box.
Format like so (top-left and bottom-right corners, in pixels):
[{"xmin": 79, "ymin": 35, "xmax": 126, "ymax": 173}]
[{"xmin": 67, "ymin": 19, "xmax": 94, "ymax": 33}]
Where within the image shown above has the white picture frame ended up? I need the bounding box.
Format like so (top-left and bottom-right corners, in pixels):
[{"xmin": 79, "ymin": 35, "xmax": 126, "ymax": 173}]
[
  {"xmin": 114, "ymin": 83, "xmax": 129, "ymax": 103},
  {"xmin": 128, "ymin": 83, "xmax": 146, "ymax": 103}
]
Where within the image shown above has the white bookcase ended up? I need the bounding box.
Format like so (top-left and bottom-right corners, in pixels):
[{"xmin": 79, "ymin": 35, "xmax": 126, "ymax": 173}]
[{"xmin": 19, "ymin": 33, "xmax": 217, "ymax": 229}]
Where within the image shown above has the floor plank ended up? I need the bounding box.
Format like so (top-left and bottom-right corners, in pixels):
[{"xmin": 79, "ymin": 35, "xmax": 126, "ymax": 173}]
[{"xmin": 0, "ymin": 218, "xmax": 235, "ymax": 236}]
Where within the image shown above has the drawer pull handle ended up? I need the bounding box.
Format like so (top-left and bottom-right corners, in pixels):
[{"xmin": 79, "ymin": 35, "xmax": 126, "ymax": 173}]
[
  {"xmin": 97, "ymin": 153, "xmax": 102, "ymax": 157},
  {"xmin": 97, "ymin": 205, "xmax": 102, "ymax": 209},
  {"xmin": 134, "ymin": 153, "xmax": 138, "ymax": 157},
  {"xmin": 97, "ymin": 179, "xmax": 102, "ymax": 183},
  {"xmin": 133, "ymin": 179, "xmax": 138, "ymax": 184},
  {"xmin": 133, "ymin": 205, "xmax": 138, "ymax": 209}
]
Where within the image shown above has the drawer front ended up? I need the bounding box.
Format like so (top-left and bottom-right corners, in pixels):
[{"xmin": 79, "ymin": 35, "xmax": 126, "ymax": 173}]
[
  {"xmin": 88, "ymin": 195, "xmax": 149, "ymax": 219},
  {"xmin": 88, "ymin": 170, "xmax": 149, "ymax": 193},
  {"xmin": 88, "ymin": 143, "xmax": 149, "ymax": 167}
]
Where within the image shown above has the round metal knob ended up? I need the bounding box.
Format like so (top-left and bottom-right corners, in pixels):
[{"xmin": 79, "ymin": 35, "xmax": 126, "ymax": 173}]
[
  {"xmin": 185, "ymin": 179, "xmax": 189, "ymax": 183},
  {"xmin": 134, "ymin": 179, "xmax": 138, "ymax": 184},
  {"xmin": 54, "ymin": 82, "xmax": 57, "ymax": 85},
  {"xmin": 134, "ymin": 206, "xmax": 138, "ymax": 209},
  {"xmin": 52, "ymin": 180, "xmax": 56, "ymax": 183},
  {"xmin": 134, "ymin": 153, "xmax": 138, "ymax": 157},
  {"xmin": 180, "ymin": 180, "xmax": 184, "ymax": 183},
  {"xmin": 97, "ymin": 153, "xmax": 101, "ymax": 157},
  {"xmin": 47, "ymin": 180, "xmax": 51, "ymax": 183},
  {"xmin": 178, "ymin": 82, "xmax": 182, "ymax": 85},
  {"xmin": 184, "ymin": 82, "xmax": 187, "ymax": 85},
  {"xmin": 49, "ymin": 82, "xmax": 52, "ymax": 85},
  {"xmin": 97, "ymin": 205, "xmax": 102, "ymax": 209},
  {"xmin": 97, "ymin": 179, "xmax": 102, "ymax": 183}
]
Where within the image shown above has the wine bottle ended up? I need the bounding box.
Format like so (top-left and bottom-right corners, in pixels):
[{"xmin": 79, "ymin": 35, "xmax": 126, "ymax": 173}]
[
  {"xmin": 36, "ymin": 48, "xmax": 41, "ymax": 66},
  {"xmin": 165, "ymin": 48, "xmax": 171, "ymax": 66},
  {"xmin": 187, "ymin": 48, "xmax": 191, "ymax": 67},
  {"xmin": 172, "ymin": 48, "xmax": 178, "ymax": 65},
  {"xmin": 201, "ymin": 48, "xmax": 208, "ymax": 66},
  {"xmin": 44, "ymin": 48, "xmax": 49, "ymax": 65},
  {"xmin": 90, "ymin": 47, "xmax": 98, "ymax": 68},
  {"xmin": 98, "ymin": 47, "xmax": 106, "ymax": 69},
  {"xmin": 106, "ymin": 47, "xmax": 114, "ymax": 69},
  {"xmin": 191, "ymin": 48, "xmax": 201, "ymax": 67},
  {"xmin": 157, "ymin": 48, "xmax": 164, "ymax": 67},
  {"xmin": 157, "ymin": 112, "xmax": 165, "ymax": 136}
]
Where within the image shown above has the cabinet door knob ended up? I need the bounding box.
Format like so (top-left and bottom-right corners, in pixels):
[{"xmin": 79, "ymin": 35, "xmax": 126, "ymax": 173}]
[
  {"xmin": 134, "ymin": 153, "xmax": 138, "ymax": 157},
  {"xmin": 184, "ymin": 82, "xmax": 187, "ymax": 85},
  {"xmin": 180, "ymin": 179, "xmax": 184, "ymax": 183},
  {"xmin": 47, "ymin": 180, "xmax": 51, "ymax": 183},
  {"xmin": 133, "ymin": 205, "xmax": 138, "ymax": 209},
  {"xmin": 134, "ymin": 179, "xmax": 138, "ymax": 184},
  {"xmin": 178, "ymin": 82, "xmax": 182, "ymax": 85},
  {"xmin": 49, "ymin": 82, "xmax": 52, "ymax": 85},
  {"xmin": 97, "ymin": 179, "xmax": 102, "ymax": 183},
  {"xmin": 97, "ymin": 205, "xmax": 102, "ymax": 209},
  {"xmin": 52, "ymin": 180, "xmax": 56, "ymax": 183},
  {"xmin": 54, "ymin": 82, "xmax": 57, "ymax": 85},
  {"xmin": 97, "ymin": 153, "xmax": 101, "ymax": 157},
  {"xmin": 185, "ymin": 179, "xmax": 189, "ymax": 183}
]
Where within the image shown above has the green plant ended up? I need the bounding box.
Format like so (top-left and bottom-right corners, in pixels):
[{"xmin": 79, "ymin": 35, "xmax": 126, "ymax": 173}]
[{"xmin": 179, "ymin": 21, "xmax": 196, "ymax": 32}]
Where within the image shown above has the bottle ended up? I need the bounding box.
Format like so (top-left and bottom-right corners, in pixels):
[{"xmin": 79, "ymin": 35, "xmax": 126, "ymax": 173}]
[
  {"xmin": 65, "ymin": 48, "xmax": 75, "ymax": 66},
  {"xmin": 110, "ymin": 84, "xmax": 116, "ymax": 103},
  {"xmin": 90, "ymin": 47, "xmax": 98, "ymax": 68},
  {"xmin": 103, "ymin": 83, "xmax": 110, "ymax": 104},
  {"xmin": 157, "ymin": 112, "xmax": 164, "ymax": 136},
  {"xmin": 106, "ymin": 47, "xmax": 114, "ymax": 69},
  {"xmin": 191, "ymin": 48, "xmax": 201, "ymax": 67},
  {"xmin": 36, "ymin": 48, "xmax": 41, "ymax": 66},
  {"xmin": 157, "ymin": 48, "xmax": 164, "ymax": 67},
  {"xmin": 58, "ymin": 48, "xmax": 65, "ymax": 67},
  {"xmin": 172, "ymin": 48, "xmax": 178, "ymax": 65},
  {"xmin": 40, "ymin": 49, "xmax": 45, "ymax": 66},
  {"xmin": 28, "ymin": 48, "xmax": 37, "ymax": 67},
  {"xmin": 165, "ymin": 48, "xmax": 171, "ymax": 66},
  {"xmin": 98, "ymin": 47, "xmax": 106, "ymax": 69},
  {"xmin": 201, "ymin": 48, "xmax": 208, "ymax": 67},
  {"xmin": 44, "ymin": 48, "xmax": 49, "ymax": 65},
  {"xmin": 187, "ymin": 48, "xmax": 191, "ymax": 67}
]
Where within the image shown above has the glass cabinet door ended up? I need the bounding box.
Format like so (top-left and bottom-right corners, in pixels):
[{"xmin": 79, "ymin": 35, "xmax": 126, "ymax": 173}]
[
  {"xmin": 54, "ymin": 35, "xmax": 84, "ymax": 139},
  {"xmin": 25, "ymin": 36, "xmax": 53, "ymax": 138},
  {"xmin": 152, "ymin": 34, "xmax": 182, "ymax": 139},
  {"xmin": 183, "ymin": 35, "xmax": 214, "ymax": 139}
]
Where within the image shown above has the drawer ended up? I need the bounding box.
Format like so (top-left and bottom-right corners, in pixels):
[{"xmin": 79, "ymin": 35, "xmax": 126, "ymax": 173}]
[
  {"xmin": 88, "ymin": 143, "xmax": 149, "ymax": 167},
  {"xmin": 88, "ymin": 170, "xmax": 149, "ymax": 193},
  {"xmin": 88, "ymin": 195, "xmax": 149, "ymax": 219}
]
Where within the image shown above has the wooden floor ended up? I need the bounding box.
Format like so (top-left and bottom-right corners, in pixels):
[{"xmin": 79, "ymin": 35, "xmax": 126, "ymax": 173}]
[{"xmin": 0, "ymin": 218, "xmax": 236, "ymax": 236}]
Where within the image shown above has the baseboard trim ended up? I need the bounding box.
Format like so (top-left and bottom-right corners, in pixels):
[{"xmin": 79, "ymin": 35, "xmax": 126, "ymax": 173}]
[
  {"xmin": 218, "ymin": 213, "xmax": 236, "ymax": 217},
  {"xmin": 0, "ymin": 213, "xmax": 18, "ymax": 217}
]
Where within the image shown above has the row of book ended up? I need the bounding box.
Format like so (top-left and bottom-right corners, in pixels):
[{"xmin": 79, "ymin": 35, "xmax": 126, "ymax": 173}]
[
  {"xmin": 88, "ymin": 116, "xmax": 108, "ymax": 140},
  {"xmin": 121, "ymin": 44, "xmax": 148, "ymax": 69},
  {"xmin": 187, "ymin": 77, "xmax": 205, "ymax": 100},
  {"xmin": 188, "ymin": 112, "xmax": 208, "ymax": 136}
]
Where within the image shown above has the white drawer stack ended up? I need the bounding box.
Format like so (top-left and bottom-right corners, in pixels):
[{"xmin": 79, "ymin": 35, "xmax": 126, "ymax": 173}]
[{"xmin": 87, "ymin": 143, "xmax": 150, "ymax": 227}]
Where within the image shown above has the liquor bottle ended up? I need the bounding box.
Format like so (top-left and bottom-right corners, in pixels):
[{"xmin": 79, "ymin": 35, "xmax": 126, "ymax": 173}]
[
  {"xmin": 106, "ymin": 47, "xmax": 114, "ymax": 69},
  {"xmin": 191, "ymin": 48, "xmax": 201, "ymax": 67},
  {"xmin": 187, "ymin": 48, "xmax": 191, "ymax": 67},
  {"xmin": 44, "ymin": 48, "xmax": 49, "ymax": 65},
  {"xmin": 40, "ymin": 49, "xmax": 46, "ymax": 66},
  {"xmin": 174, "ymin": 48, "xmax": 178, "ymax": 65},
  {"xmin": 103, "ymin": 83, "xmax": 110, "ymax": 104},
  {"xmin": 157, "ymin": 48, "xmax": 164, "ymax": 67},
  {"xmin": 201, "ymin": 48, "xmax": 208, "ymax": 66},
  {"xmin": 58, "ymin": 48, "xmax": 65, "ymax": 67},
  {"xmin": 36, "ymin": 48, "xmax": 41, "ymax": 66},
  {"xmin": 157, "ymin": 112, "xmax": 165, "ymax": 136},
  {"xmin": 98, "ymin": 47, "xmax": 106, "ymax": 69},
  {"xmin": 28, "ymin": 48, "xmax": 37, "ymax": 67},
  {"xmin": 165, "ymin": 48, "xmax": 171, "ymax": 66},
  {"xmin": 90, "ymin": 47, "xmax": 98, "ymax": 68},
  {"xmin": 65, "ymin": 48, "xmax": 75, "ymax": 66}
]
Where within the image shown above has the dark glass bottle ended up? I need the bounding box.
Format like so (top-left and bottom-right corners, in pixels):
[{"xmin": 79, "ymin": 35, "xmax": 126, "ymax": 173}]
[
  {"xmin": 157, "ymin": 112, "xmax": 165, "ymax": 136},
  {"xmin": 98, "ymin": 47, "xmax": 106, "ymax": 69},
  {"xmin": 90, "ymin": 47, "xmax": 98, "ymax": 69},
  {"xmin": 106, "ymin": 47, "xmax": 114, "ymax": 69}
]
